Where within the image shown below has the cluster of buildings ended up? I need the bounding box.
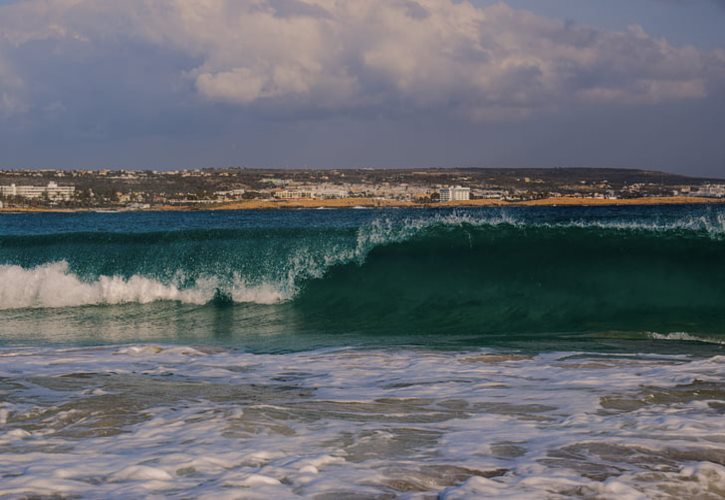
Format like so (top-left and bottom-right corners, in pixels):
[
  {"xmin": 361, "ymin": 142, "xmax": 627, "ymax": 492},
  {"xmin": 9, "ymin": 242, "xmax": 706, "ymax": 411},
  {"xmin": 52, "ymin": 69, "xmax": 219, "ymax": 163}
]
[
  {"xmin": 262, "ymin": 179, "xmax": 426, "ymax": 201},
  {"xmin": 0, "ymin": 182, "xmax": 75, "ymax": 201},
  {"xmin": 249, "ymin": 184, "xmax": 472, "ymax": 202},
  {"xmin": 1, "ymin": 172, "xmax": 725, "ymax": 209},
  {"xmin": 268, "ymin": 184, "xmax": 473, "ymax": 202},
  {"xmin": 693, "ymin": 184, "xmax": 725, "ymax": 198}
]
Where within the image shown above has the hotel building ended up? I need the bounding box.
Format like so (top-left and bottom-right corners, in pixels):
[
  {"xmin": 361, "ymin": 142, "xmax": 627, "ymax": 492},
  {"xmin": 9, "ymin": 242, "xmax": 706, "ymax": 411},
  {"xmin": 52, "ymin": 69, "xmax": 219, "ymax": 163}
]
[
  {"xmin": 439, "ymin": 186, "xmax": 471, "ymax": 202},
  {"xmin": 0, "ymin": 181, "xmax": 76, "ymax": 201}
]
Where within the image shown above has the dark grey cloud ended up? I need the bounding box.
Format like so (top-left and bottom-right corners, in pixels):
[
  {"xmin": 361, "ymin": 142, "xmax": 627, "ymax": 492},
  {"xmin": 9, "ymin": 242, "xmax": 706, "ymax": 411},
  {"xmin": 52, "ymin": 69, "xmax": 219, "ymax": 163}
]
[{"xmin": 0, "ymin": 0, "xmax": 723, "ymax": 175}]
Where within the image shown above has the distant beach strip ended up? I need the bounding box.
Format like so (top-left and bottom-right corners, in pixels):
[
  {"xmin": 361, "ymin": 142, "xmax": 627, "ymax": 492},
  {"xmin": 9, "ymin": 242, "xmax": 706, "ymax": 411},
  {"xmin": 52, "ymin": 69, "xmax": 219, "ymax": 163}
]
[{"xmin": 2, "ymin": 195, "xmax": 724, "ymax": 213}]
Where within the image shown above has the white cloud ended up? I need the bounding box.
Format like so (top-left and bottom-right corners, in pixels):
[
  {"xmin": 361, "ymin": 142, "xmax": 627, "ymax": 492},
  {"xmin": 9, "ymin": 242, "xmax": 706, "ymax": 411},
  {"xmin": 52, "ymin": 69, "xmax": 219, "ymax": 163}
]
[{"xmin": 0, "ymin": 0, "xmax": 721, "ymax": 120}]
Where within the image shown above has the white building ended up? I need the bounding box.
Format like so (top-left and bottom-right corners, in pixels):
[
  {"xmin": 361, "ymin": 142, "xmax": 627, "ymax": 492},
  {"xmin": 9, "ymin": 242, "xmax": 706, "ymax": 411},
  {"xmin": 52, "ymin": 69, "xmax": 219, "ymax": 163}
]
[
  {"xmin": 273, "ymin": 190, "xmax": 313, "ymax": 199},
  {"xmin": 474, "ymin": 189, "xmax": 506, "ymax": 200},
  {"xmin": 214, "ymin": 189, "xmax": 246, "ymax": 199},
  {"xmin": 694, "ymin": 184, "xmax": 725, "ymax": 198},
  {"xmin": 439, "ymin": 186, "xmax": 470, "ymax": 202},
  {"xmin": 0, "ymin": 182, "xmax": 75, "ymax": 201}
]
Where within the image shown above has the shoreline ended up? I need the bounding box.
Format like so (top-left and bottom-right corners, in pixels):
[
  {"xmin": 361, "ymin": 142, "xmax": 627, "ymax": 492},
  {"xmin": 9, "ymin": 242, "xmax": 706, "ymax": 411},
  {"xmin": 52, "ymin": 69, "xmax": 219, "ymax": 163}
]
[{"xmin": 1, "ymin": 195, "xmax": 724, "ymax": 213}]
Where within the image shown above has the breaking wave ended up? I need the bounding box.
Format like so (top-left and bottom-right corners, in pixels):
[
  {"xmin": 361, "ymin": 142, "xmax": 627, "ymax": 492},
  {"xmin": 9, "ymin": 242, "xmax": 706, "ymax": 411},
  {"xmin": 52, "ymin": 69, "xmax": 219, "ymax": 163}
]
[
  {"xmin": 0, "ymin": 261, "xmax": 287, "ymax": 310},
  {"xmin": 648, "ymin": 332, "xmax": 725, "ymax": 345},
  {"xmin": 1, "ymin": 209, "xmax": 725, "ymax": 339}
]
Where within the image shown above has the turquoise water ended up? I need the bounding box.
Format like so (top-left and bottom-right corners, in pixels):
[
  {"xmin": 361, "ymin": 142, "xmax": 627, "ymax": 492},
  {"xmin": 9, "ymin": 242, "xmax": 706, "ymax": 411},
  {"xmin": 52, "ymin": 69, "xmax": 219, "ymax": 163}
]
[{"xmin": 1, "ymin": 205, "xmax": 725, "ymax": 352}]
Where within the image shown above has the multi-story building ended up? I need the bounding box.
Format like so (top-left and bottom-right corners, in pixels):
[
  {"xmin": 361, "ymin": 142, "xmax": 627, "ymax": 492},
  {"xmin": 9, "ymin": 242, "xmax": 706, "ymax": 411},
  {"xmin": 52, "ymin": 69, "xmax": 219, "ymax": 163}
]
[
  {"xmin": 273, "ymin": 190, "xmax": 313, "ymax": 199},
  {"xmin": 439, "ymin": 186, "xmax": 470, "ymax": 202},
  {"xmin": 474, "ymin": 189, "xmax": 506, "ymax": 199},
  {"xmin": 0, "ymin": 181, "xmax": 75, "ymax": 201},
  {"xmin": 214, "ymin": 189, "xmax": 246, "ymax": 199},
  {"xmin": 694, "ymin": 184, "xmax": 725, "ymax": 198}
]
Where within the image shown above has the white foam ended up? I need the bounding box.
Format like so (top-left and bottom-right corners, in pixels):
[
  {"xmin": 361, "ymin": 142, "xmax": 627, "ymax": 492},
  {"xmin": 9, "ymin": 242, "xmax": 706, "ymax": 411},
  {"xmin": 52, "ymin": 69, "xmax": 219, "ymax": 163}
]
[
  {"xmin": 361, "ymin": 209, "xmax": 725, "ymax": 237},
  {"xmin": 111, "ymin": 465, "xmax": 174, "ymax": 482},
  {"xmin": 550, "ymin": 212, "xmax": 725, "ymax": 236},
  {"xmin": 648, "ymin": 331, "xmax": 725, "ymax": 345},
  {"xmin": 0, "ymin": 262, "xmax": 287, "ymax": 310},
  {"xmin": 0, "ymin": 346, "xmax": 722, "ymax": 498}
]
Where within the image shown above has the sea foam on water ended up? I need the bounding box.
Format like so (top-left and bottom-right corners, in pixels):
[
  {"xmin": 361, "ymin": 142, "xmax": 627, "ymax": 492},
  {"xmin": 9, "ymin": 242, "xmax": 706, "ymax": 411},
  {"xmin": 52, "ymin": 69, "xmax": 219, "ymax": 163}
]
[
  {"xmin": 0, "ymin": 346, "xmax": 723, "ymax": 498},
  {"xmin": 0, "ymin": 261, "xmax": 287, "ymax": 309}
]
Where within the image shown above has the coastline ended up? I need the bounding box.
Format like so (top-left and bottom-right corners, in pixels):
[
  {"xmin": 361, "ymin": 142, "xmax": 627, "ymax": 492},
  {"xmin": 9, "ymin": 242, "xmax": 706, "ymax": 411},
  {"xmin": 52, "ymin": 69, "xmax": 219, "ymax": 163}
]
[{"xmin": 1, "ymin": 195, "xmax": 724, "ymax": 213}]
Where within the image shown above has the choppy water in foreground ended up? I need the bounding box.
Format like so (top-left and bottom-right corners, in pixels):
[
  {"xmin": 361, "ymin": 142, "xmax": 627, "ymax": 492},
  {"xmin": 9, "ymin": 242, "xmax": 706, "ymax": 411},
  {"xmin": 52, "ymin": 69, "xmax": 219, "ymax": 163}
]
[{"xmin": 0, "ymin": 206, "xmax": 724, "ymax": 498}]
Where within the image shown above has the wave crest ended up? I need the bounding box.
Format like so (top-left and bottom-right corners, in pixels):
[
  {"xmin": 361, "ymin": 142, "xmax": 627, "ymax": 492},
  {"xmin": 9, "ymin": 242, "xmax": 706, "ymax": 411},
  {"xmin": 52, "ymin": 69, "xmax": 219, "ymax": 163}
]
[
  {"xmin": 0, "ymin": 262, "xmax": 287, "ymax": 310},
  {"xmin": 648, "ymin": 332, "xmax": 725, "ymax": 345},
  {"xmin": 2, "ymin": 209, "xmax": 725, "ymax": 311}
]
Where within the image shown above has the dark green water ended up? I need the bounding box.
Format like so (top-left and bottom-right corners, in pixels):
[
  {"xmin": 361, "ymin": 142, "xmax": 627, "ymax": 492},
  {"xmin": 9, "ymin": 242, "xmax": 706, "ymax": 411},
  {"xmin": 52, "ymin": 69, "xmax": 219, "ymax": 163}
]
[{"xmin": 1, "ymin": 206, "xmax": 724, "ymax": 352}]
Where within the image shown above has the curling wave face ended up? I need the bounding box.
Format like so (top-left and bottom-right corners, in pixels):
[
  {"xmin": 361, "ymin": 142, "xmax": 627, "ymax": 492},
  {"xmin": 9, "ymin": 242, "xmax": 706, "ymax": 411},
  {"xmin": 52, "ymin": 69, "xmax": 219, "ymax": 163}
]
[
  {"xmin": 1, "ymin": 206, "xmax": 725, "ymax": 346},
  {"xmin": 0, "ymin": 213, "xmax": 523, "ymax": 310}
]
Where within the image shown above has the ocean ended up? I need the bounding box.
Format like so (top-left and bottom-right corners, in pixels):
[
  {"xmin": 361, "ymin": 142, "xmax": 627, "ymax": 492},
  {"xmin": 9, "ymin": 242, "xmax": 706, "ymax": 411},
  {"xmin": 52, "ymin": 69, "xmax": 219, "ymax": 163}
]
[{"xmin": 0, "ymin": 205, "xmax": 724, "ymax": 498}]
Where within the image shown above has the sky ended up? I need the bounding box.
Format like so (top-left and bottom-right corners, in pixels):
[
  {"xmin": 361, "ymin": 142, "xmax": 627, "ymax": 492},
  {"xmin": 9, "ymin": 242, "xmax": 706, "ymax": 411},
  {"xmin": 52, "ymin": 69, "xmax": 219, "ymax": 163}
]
[{"xmin": 0, "ymin": 0, "xmax": 723, "ymax": 176}]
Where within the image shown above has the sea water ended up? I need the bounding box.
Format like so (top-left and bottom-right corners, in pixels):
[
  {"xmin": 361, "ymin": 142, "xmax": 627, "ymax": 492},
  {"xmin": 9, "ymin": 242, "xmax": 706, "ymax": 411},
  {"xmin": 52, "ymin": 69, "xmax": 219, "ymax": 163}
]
[{"xmin": 0, "ymin": 206, "xmax": 723, "ymax": 498}]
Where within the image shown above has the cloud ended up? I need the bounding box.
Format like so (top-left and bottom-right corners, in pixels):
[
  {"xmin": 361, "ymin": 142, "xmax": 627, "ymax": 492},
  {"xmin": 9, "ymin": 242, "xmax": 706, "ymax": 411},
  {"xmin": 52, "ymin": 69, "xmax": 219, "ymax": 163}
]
[
  {"xmin": 0, "ymin": 51, "xmax": 24, "ymax": 116},
  {"xmin": 0, "ymin": 0, "xmax": 722, "ymax": 121}
]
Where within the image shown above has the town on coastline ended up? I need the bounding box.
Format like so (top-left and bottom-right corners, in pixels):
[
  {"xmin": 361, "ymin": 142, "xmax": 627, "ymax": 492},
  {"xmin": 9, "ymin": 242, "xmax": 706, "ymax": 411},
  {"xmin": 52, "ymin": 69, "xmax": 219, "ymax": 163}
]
[{"xmin": 0, "ymin": 167, "xmax": 724, "ymax": 211}]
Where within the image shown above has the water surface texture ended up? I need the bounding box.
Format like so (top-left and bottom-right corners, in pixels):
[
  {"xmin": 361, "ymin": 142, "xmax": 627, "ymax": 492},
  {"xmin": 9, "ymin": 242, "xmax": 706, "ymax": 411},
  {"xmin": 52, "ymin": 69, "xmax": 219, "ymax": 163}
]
[{"xmin": 1, "ymin": 206, "xmax": 724, "ymax": 498}]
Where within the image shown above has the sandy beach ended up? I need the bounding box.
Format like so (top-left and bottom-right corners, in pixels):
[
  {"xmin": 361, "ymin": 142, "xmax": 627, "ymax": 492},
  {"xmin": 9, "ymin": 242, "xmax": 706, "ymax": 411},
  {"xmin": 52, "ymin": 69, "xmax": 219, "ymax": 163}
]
[
  {"xmin": 1, "ymin": 195, "xmax": 724, "ymax": 213},
  {"xmin": 208, "ymin": 195, "xmax": 725, "ymax": 210}
]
